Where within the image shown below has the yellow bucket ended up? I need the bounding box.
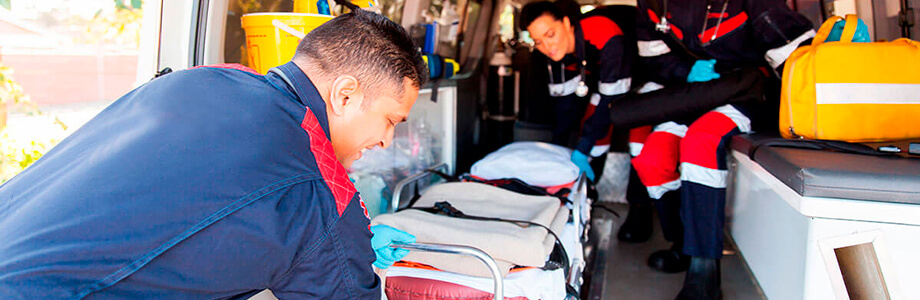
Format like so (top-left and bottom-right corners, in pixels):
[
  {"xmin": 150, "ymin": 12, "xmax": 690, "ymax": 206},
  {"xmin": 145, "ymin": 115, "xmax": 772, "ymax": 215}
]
[
  {"xmin": 293, "ymin": 0, "xmax": 377, "ymax": 14},
  {"xmin": 240, "ymin": 13, "xmax": 333, "ymax": 74}
]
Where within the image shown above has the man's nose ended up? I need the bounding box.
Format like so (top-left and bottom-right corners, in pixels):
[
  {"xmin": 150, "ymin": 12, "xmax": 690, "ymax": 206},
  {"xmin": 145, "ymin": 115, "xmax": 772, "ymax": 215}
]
[{"xmin": 379, "ymin": 132, "xmax": 393, "ymax": 149}]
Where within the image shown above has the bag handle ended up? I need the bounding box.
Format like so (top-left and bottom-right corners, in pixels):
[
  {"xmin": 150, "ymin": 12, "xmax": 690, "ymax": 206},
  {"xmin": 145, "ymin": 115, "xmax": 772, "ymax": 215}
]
[
  {"xmin": 812, "ymin": 15, "xmax": 844, "ymax": 45},
  {"xmin": 840, "ymin": 14, "xmax": 859, "ymax": 43}
]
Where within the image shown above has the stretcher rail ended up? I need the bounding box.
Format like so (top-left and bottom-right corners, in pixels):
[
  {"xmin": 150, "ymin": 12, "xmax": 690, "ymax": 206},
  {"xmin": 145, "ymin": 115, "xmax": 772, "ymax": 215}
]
[
  {"xmin": 391, "ymin": 242, "xmax": 504, "ymax": 300},
  {"xmin": 390, "ymin": 163, "xmax": 450, "ymax": 213}
]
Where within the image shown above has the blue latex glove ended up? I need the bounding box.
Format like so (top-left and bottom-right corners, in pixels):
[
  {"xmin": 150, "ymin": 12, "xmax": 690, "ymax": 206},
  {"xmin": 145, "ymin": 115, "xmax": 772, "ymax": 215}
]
[
  {"xmin": 370, "ymin": 225, "xmax": 416, "ymax": 269},
  {"xmin": 571, "ymin": 150, "xmax": 596, "ymax": 182},
  {"xmin": 826, "ymin": 19, "xmax": 870, "ymax": 42},
  {"xmin": 687, "ymin": 59, "xmax": 721, "ymax": 83}
]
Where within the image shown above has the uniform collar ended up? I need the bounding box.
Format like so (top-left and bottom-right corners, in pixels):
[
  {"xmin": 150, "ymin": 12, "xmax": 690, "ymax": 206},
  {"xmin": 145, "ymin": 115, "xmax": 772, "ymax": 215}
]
[{"xmin": 270, "ymin": 61, "xmax": 332, "ymax": 139}]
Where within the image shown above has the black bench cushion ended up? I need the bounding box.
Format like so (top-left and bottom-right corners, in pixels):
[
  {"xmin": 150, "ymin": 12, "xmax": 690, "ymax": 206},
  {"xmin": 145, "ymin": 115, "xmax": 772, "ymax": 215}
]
[{"xmin": 731, "ymin": 134, "xmax": 920, "ymax": 204}]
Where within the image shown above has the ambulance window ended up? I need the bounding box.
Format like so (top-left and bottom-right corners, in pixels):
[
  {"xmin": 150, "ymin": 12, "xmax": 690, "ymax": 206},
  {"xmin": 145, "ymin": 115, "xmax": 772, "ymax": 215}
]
[
  {"xmin": 223, "ymin": 0, "xmax": 295, "ymax": 67},
  {"xmin": 0, "ymin": 1, "xmax": 144, "ymax": 182}
]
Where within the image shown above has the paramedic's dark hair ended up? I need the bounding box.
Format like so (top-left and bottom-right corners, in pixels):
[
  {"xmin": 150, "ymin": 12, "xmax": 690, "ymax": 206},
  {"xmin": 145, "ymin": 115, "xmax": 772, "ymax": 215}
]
[
  {"xmin": 520, "ymin": 0, "xmax": 581, "ymax": 30},
  {"xmin": 294, "ymin": 9, "xmax": 428, "ymax": 102}
]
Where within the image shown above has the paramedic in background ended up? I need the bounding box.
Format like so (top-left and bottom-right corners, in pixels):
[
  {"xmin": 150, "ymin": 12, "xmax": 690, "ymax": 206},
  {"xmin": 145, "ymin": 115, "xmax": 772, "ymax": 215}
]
[
  {"xmin": 621, "ymin": 0, "xmax": 871, "ymax": 299},
  {"xmin": 520, "ymin": 1, "xmax": 632, "ymax": 182},
  {"xmin": 0, "ymin": 10, "xmax": 422, "ymax": 299}
]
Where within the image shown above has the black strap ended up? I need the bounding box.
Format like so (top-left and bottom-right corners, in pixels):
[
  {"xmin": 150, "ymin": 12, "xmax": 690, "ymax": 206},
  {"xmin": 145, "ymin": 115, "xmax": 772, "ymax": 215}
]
[
  {"xmin": 459, "ymin": 175, "xmax": 572, "ymax": 205},
  {"xmin": 749, "ymin": 138, "xmax": 899, "ymax": 159},
  {"xmin": 645, "ymin": 0, "xmax": 703, "ymax": 60}
]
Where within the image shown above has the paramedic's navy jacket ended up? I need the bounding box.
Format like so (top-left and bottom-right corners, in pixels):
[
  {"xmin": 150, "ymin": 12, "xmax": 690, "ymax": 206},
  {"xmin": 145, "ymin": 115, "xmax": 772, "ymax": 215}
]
[{"xmin": 0, "ymin": 62, "xmax": 380, "ymax": 299}]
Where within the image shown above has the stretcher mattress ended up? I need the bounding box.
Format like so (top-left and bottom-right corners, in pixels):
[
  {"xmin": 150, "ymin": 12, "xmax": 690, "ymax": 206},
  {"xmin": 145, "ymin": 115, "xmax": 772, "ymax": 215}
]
[
  {"xmin": 731, "ymin": 134, "xmax": 920, "ymax": 203},
  {"xmin": 470, "ymin": 141, "xmax": 579, "ymax": 187},
  {"xmin": 372, "ymin": 182, "xmax": 569, "ymax": 277},
  {"xmin": 383, "ymin": 222, "xmax": 579, "ymax": 300},
  {"xmin": 385, "ymin": 266, "xmax": 565, "ymax": 300}
]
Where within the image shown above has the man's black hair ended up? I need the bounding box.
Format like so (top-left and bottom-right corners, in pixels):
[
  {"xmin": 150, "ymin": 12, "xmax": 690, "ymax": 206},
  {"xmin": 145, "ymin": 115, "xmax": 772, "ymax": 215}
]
[
  {"xmin": 520, "ymin": 0, "xmax": 581, "ymax": 30},
  {"xmin": 294, "ymin": 9, "xmax": 428, "ymax": 101}
]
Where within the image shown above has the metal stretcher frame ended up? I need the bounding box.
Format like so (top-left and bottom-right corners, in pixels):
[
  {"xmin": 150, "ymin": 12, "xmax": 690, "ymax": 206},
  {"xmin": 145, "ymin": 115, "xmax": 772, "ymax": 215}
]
[
  {"xmin": 384, "ymin": 171, "xmax": 595, "ymax": 300},
  {"xmin": 390, "ymin": 243, "xmax": 504, "ymax": 300}
]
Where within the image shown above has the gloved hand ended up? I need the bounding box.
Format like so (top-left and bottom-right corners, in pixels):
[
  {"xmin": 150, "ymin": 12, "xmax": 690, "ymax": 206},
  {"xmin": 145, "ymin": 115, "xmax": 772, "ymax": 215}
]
[
  {"xmin": 571, "ymin": 150, "xmax": 596, "ymax": 182},
  {"xmin": 826, "ymin": 19, "xmax": 871, "ymax": 42},
  {"xmin": 687, "ymin": 59, "xmax": 721, "ymax": 83},
  {"xmin": 370, "ymin": 225, "xmax": 416, "ymax": 269}
]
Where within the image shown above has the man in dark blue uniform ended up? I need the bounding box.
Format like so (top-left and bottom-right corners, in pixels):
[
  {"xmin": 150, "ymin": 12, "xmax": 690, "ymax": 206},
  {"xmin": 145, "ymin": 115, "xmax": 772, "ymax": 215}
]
[{"xmin": 0, "ymin": 10, "xmax": 426, "ymax": 299}]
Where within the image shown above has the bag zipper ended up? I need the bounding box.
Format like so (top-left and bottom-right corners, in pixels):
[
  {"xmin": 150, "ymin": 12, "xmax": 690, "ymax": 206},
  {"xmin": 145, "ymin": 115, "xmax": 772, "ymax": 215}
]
[{"xmin": 786, "ymin": 56, "xmax": 801, "ymax": 139}]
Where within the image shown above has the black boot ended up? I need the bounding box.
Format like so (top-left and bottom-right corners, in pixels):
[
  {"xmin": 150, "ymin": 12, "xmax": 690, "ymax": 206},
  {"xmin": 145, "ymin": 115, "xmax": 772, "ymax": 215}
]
[
  {"xmin": 675, "ymin": 257, "xmax": 722, "ymax": 300},
  {"xmin": 616, "ymin": 201, "xmax": 652, "ymax": 242},
  {"xmin": 648, "ymin": 191, "xmax": 689, "ymax": 273},
  {"xmin": 648, "ymin": 242, "xmax": 691, "ymax": 273},
  {"xmin": 617, "ymin": 167, "xmax": 653, "ymax": 243}
]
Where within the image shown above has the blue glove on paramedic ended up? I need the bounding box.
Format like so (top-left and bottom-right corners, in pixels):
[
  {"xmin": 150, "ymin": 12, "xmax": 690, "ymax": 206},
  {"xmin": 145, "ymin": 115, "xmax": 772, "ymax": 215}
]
[
  {"xmin": 370, "ymin": 224, "xmax": 416, "ymax": 269},
  {"xmin": 570, "ymin": 150, "xmax": 596, "ymax": 182},
  {"xmin": 826, "ymin": 19, "xmax": 870, "ymax": 42},
  {"xmin": 687, "ymin": 59, "xmax": 721, "ymax": 83}
]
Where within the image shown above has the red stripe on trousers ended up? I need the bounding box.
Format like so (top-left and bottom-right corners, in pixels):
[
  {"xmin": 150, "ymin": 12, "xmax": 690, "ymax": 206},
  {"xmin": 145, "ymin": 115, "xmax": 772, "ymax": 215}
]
[
  {"xmin": 679, "ymin": 111, "xmax": 738, "ymax": 169},
  {"xmin": 632, "ymin": 130, "xmax": 681, "ymax": 187},
  {"xmin": 629, "ymin": 126, "xmax": 652, "ymax": 144}
]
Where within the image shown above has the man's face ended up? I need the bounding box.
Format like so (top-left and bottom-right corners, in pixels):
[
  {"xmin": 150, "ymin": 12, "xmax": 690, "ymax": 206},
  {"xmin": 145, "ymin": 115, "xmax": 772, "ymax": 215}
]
[
  {"xmin": 527, "ymin": 14, "xmax": 573, "ymax": 62},
  {"xmin": 330, "ymin": 78, "xmax": 418, "ymax": 168}
]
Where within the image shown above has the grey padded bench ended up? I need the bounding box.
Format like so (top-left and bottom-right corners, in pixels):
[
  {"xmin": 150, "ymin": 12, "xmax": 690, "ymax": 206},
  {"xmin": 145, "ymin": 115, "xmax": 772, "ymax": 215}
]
[{"xmin": 730, "ymin": 134, "xmax": 920, "ymax": 204}]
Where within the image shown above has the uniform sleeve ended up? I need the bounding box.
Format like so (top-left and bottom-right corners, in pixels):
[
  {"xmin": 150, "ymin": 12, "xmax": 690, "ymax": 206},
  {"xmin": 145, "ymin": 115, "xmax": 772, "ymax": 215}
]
[
  {"xmin": 270, "ymin": 192, "xmax": 381, "ymax": 299},
  {"xmin": 635, "ymin": 0, "xmax": 694, "ymax": 84},
  {"xmin": 746, "ymin": 0, "xmax": 816, "ymax": 75},
  {"xmin": 576, "ymin": 24, "xmax": 631, "ymax": 154}
]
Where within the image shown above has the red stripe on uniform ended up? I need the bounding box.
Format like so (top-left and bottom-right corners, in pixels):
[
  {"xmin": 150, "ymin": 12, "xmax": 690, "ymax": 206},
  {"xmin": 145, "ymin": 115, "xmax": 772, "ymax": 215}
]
[
  {"xmin": 301, "ymin": 107, "xmax": 357, "ymax": 217},
  {"xmin": 629, "ymin": 126, "xmax": 653, "ymax": 144},
  {"xmin": 191, "ymin": 63, "xmax": 259, "ymax": 75},
  {"xmin": 679, "ymin": 111, "xmax": 738, "ymax": 169},
  {"xmin": 699, "ymin": 12, "xmax": 747, "ymax": 43},
  {"xmin": 580, "ymin": 15, "xmax": 623, "ymax": 49},
  {"xmin": 646, "ymin": 9, "xmax": 684, "ymax": 40},
  {"xmin": 632, "ymin": 131, "xmax": 681, "ymax": 187}
]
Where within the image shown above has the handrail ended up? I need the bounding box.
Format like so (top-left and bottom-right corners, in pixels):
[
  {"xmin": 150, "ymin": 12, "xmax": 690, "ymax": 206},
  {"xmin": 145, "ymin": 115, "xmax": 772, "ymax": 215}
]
[
  {"xmin": 391, "ymin": 242, "xmax": 504, "ymax": 300},
  {"xmin": 571, "ymin": 173, "xmax": 589, "ymax": 243},
  {"xmin": 389, "ymin": 163, "xmax": 450, "ymax": 213}
]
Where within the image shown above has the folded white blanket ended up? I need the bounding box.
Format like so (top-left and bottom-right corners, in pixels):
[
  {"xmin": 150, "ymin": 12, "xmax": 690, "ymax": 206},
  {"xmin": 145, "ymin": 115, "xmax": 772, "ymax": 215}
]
[
  {"xmin": 470, "ymin": 141, "xmax": 579, "ymax": 187},
  {"xmin": 371, "ymin": 182, "xmax": 569, "ymax": 277}
]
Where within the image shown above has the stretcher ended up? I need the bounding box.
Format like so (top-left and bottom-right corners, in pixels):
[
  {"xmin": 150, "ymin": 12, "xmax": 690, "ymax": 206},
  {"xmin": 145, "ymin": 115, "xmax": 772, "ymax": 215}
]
[{"xmin": 374, "ymin": 142, "xmax": 615, "ymax": 300}]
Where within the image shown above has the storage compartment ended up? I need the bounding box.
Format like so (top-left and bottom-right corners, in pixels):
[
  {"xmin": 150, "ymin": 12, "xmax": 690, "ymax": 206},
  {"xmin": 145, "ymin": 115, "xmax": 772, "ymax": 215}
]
[{"xmin": 727, "ymin": 134, "xmax": 920, "ymax": 299}]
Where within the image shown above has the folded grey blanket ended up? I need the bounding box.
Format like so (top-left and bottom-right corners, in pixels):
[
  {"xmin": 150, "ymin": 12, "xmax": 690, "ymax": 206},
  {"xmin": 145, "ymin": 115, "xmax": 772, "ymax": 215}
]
[{"xmin": 371, "ymin": 182, "xmax": 569, "ymax": 278}]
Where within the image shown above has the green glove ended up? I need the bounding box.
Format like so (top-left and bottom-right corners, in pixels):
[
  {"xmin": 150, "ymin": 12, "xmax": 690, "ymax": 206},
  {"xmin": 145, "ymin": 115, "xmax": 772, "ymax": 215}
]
[
  {"xmin": 571, "ymin": 150, "xmax": 596, "ymax": 181},
  {"xmin": 370, "ymin": 225, "xmax": 415, "ymax": 269},
  {"xmin": 687, "ymin": 59, "xmax": 721, "ymax": 83}
]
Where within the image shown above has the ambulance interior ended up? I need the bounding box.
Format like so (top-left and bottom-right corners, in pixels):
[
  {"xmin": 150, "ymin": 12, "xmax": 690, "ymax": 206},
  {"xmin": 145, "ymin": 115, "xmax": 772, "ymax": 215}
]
[{"xmin": 3, "ymin": 0, "xmax": 919, "ymax": 299}]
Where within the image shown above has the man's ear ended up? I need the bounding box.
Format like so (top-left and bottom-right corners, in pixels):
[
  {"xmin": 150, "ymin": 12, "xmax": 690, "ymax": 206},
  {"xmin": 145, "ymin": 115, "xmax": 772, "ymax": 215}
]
[
  {"xmin": 328, "ymin": 75, "xmax": 359, "ymax": 116},
  {"xmin": 563, "ymin": 16, "xmax": 571, "ymax": 30}
]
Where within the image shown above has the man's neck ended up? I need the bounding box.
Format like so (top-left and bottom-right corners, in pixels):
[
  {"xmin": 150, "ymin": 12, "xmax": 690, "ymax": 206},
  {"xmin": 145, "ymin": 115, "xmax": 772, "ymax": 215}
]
[{"xmin": 293, "ymin": 60, "xmax": 332, "ymax": 107}]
